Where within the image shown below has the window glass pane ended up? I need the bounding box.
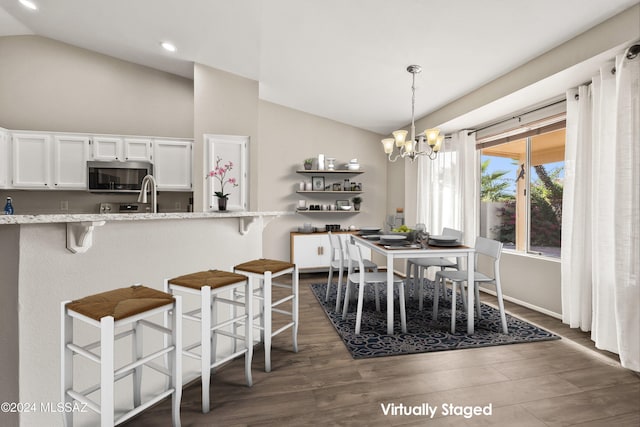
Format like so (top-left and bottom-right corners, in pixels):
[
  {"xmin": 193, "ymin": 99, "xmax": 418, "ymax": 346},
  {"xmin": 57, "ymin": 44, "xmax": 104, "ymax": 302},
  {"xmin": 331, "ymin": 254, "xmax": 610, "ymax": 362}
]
[
  {"xmin": 528, "ymin": 129, "xmax": 565, "ymax": 258},
  {"xmin": 480, "ymin": 139, "xmax": 525, "ymax": 251}
]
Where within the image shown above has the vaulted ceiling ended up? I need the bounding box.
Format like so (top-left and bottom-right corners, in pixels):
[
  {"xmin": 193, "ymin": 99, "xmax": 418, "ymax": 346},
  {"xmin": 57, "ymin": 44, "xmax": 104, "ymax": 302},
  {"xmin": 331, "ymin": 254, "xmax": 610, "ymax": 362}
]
[{"xmin": 1, "ymin": 0, "xmax": 637, "ymax": 134}]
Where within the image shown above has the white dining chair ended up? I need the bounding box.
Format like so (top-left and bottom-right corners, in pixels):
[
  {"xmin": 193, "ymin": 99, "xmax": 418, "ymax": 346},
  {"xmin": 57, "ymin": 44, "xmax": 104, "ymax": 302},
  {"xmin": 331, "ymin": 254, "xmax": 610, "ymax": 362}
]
[
  {"xmin": 406, "ymin": 227, "xmax": 462, "ymax": 310},
  {"xmin": 433, "ymin": 236, "xmax": 508, "ymax": 334},
  {"xmin": 342, "ymin": 242, "xmax": 407, "ymax": 335},
  {"xmin": 325, "ymin": 232, "xmax": 378, "ymax": 313}
]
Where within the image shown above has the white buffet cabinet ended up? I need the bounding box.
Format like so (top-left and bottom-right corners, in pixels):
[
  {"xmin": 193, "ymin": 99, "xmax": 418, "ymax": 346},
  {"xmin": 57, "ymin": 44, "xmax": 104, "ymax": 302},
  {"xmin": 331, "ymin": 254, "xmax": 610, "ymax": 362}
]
[{"xmin": 290, "ymin": 231, "xmax": 371, "ymax": 271}]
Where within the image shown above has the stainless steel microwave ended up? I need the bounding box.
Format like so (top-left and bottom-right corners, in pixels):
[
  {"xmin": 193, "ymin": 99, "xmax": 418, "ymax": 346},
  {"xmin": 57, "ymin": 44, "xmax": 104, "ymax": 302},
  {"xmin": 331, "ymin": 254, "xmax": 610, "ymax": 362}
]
[{"xmin": 87, "ymin": 161, "xmax": 153, "ymax": 192}]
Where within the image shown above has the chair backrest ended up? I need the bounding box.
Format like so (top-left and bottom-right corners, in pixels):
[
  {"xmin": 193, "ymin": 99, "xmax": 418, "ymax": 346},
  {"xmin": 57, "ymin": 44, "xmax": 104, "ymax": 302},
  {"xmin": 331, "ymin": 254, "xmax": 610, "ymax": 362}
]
[
  {"xmin": 442, "ymin": 227, "xmax": 463, "ymax": 241},
  {"xmin": 328, "ymin": 232, "xmax": 343, "ymax": 264},
  {"xmin": 474, "ymin": 236, "xmax": 503, "ymax": 278},
  {"xmin": 346, "ymin": 242, "xmax": 364, "ymax": 275}
]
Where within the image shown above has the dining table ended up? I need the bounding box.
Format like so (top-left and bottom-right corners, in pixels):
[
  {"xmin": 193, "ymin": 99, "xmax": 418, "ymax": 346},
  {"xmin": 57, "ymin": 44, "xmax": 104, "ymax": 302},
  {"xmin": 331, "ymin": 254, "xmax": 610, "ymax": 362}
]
[{"xmin": 352, "ymin": 234, "xmax": 476, "ymax": 335}]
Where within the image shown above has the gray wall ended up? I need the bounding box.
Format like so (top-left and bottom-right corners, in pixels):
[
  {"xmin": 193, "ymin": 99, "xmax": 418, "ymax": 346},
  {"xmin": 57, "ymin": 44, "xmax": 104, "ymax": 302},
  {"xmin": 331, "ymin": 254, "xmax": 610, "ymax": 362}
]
[
  {"xmin": 257, "ymin": 100, "xmax": 387, "ymax": 262},
  {"xmin": 193, "ymin": 63, "xmax": 259, "ymax": 212},
  {"xmin": 0, "ymin": 35, "xmax": 194, "ymax": 137},
  {"xmin": 0, "ymin": 226, "xmax": 19, "ymax": 427}
]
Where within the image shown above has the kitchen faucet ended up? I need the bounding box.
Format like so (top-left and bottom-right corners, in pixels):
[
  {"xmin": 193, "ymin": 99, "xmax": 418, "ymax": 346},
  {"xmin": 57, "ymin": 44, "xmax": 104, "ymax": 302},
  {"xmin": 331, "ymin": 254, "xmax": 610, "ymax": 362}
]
[{"xmin": 137, "ymin": 174, "xmax": 157, "ymax": 213}]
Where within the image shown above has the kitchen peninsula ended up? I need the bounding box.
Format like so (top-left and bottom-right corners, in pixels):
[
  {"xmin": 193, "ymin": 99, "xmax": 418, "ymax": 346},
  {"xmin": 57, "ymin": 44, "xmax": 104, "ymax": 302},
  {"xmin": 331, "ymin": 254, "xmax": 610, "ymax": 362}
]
[{"xmin": 0, "ymin": 211, "xmax": 289, "ymax": 427}]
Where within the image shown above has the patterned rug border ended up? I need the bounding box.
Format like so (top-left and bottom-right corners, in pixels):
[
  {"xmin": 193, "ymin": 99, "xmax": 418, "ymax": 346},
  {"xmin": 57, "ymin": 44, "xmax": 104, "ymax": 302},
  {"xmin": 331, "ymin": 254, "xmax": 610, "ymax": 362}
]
[{"xmin": 311, "ymin": 282, "xmax": 560, "ymax": 359}]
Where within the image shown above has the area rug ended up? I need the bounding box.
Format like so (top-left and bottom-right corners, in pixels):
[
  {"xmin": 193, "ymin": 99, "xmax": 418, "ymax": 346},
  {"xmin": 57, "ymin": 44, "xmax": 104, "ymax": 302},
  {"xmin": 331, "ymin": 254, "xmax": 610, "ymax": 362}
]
[{"xmin": 311, "ymin": 282, "xmax": 560, "ymax": 359}]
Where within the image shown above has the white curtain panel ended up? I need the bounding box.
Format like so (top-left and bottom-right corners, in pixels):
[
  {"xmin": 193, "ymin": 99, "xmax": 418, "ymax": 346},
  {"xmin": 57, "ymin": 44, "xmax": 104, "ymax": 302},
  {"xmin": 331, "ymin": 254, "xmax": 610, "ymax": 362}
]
[
  {"xmin": 562, "ymin": 85, "xmax": 593, "ymax": 331},
  {"xmin": 562, "ymin": 47, "xmax": 639, "ymax": 371},
  {"xmin": 417, "ymin": 130, "xmax": 477, "ymax": 246},
  {"xmin": 613, "ymin": 51, "xmax": 639, "ymax": 372}
]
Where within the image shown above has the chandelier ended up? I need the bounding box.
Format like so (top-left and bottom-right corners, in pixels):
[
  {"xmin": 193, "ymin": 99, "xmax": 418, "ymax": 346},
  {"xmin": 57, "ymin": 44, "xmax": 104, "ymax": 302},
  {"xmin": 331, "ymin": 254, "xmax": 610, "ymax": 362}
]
[{"xmin": 381, "ymin": 65, "xmax": 443, "ymax": 162}]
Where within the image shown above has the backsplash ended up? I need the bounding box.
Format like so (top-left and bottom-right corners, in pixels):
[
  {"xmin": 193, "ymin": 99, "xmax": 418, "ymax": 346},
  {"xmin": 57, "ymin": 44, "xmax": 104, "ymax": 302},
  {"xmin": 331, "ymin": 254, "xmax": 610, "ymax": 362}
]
[{"xmin": 0, "ymin": 190, "xmax": 193, "ymax": 215}]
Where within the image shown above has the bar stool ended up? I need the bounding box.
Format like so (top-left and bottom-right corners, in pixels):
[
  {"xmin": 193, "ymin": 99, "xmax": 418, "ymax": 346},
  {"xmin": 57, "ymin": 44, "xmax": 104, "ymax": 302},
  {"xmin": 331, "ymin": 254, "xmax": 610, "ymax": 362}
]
[
  {"xmin": 61, "ymin": 285, "xmax": 182, "ymax": 427},
  {"xmin": 164, "ymin": 269, "xmax": 252, "ymax": 414},
  {"xmin": 234, "ymin": 259, "xmax": 298, "ymax": 373}
]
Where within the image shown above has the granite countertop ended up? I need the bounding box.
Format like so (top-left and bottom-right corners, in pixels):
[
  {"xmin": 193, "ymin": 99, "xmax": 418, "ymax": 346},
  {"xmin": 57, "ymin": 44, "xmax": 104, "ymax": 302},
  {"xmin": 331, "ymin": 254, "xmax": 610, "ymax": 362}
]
[{"xmin": 0, "ymin": 211, "xmax": 292, "ymax": 225}]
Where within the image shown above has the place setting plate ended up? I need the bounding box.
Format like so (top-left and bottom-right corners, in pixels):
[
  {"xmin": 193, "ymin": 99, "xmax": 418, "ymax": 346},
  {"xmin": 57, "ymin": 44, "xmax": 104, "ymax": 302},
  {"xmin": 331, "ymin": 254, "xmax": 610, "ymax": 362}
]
[
  {"xmin": 359, "ymin": 226, "xmax": 381, "ymax": 235},
  {"xmin": 379, "ymin": 235, "xmax": 408, "ymax": 246}
]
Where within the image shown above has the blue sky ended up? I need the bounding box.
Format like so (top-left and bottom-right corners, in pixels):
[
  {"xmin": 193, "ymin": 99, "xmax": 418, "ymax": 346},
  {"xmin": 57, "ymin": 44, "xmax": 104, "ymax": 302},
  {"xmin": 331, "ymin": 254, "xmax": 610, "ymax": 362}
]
[{"xmin": 482, "ymin": 155, "xmax": 564, "ymax": 194}]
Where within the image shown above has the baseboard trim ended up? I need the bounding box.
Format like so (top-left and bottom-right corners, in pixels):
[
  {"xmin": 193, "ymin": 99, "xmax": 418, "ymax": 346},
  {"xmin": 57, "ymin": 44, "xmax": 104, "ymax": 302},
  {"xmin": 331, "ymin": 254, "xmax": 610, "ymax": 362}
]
[{"xmin": 479, "ymin": 287, "xmax": 562, "ymax": 319}]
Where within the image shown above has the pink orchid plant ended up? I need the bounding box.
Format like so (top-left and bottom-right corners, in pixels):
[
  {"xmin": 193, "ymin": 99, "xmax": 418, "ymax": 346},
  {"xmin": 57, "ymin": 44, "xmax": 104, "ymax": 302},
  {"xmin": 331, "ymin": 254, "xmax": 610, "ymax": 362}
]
[{"xmin": 206, "ymin": 156, "xmax": 238, "ymax": 199}]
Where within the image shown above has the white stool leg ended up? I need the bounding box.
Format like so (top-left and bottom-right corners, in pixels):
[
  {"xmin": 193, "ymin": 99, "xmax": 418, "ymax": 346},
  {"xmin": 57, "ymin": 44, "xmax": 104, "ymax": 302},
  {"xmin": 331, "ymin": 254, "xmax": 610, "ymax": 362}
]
[
  {"xmin": 61, "ymin": 302, "xmax": 74, "ymax": 427},
  {"xmin": 132, "ymin": 320, "xmax": 143, "ymax": 407},
  {"xmin": 292, "ymin": 265, "xmax": 299, "ymax": 353},
  {"xmin": 100, "ymin": 316, "xmax": 115, "ymax": 427},
  {"xmin": 171, "ymin": 296, "xmax": 183, "ymax": 427},
  {"xmin": 244, "ymin": 279, "xmax": 253, "ymax": 386},
  {"xmin": 200, "ymin": 286, "xmax": 211, "ymax": 413},
  {"xmin": 210, "ymin": 293, "xmax": 217, "ymax": 372},
  {"xmin": 263, "ymin": 271, "xmax": 272, "ymax": 373},
  {"xmin": 163, "ymin": 280, "xmax": 172, "ymax": 390}
]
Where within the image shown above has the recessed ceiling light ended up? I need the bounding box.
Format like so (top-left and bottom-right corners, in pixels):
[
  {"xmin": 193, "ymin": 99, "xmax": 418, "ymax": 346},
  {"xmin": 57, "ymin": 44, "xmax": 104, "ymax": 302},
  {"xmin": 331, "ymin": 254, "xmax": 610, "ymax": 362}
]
[
  {"xmin": 161, "ymin": 42, "xmax": 177, "ymax": 53},
  {"xmin": 19, "ymin": 0, "xmax": 38, "ymax": 10}
]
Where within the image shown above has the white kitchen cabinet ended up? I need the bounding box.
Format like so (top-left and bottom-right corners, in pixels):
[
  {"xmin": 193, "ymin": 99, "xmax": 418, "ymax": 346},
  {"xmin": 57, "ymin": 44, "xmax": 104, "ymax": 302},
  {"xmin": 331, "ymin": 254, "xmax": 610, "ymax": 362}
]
[
  {"xmin": 92, "ymin": 136, "xmax": 152, "ymax": 162},
  {"xmin": 124, "ymin": 138, "xmax": 152, "ymax": 161},
  {"xmin": 92, "ymin": 136, "xmax": 123, "ymax": 161},
  {"xmin": 12, "ymin": 133, "xmax": 51, "ymax": 189},
  {"xmin": 290, "ymin": 232, "xmax": 371, "ymax": 271},
  {"xmin": 12, "ymin": 133, "xmax": 90, "ymax": 190},
  {"xmin": 52, "ymin": 135, "xmax": 90, "ymax": 189},
  {"xmin": 153, "ymin": 139, "xmax": 192, "ymax": 191},
  {"xmin": 0, "ymin": 129, "xmax": 9, "ymax": 188}
]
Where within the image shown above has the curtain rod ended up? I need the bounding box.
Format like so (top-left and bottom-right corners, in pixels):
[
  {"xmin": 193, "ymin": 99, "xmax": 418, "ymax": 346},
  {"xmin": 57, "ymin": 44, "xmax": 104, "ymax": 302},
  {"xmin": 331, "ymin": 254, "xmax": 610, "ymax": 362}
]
[{"xmin": 466, "ymin": 98, "xmax": 565, "ymax": 136}]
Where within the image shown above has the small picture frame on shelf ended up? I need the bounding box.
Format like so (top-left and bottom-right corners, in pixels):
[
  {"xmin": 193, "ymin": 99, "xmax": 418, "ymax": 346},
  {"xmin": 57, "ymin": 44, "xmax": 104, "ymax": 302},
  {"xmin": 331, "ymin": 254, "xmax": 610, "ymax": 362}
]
[
  {"xmin": 336, "ymin": 199, "xmax": 350, "ymax": 209},
  {"xmin": 332, "ymin": 183, "xmax": 342, "ymax": 191},
  {"xmin": 312, "ymin": 176, "xmax": 325, "ymax": 191}
]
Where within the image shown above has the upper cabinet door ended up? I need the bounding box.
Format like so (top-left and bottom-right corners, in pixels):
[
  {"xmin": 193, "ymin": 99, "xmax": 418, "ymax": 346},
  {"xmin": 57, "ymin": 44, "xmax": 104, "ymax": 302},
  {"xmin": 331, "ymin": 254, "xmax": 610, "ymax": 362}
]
[
  {"xmin": 53, "ymin": 135, "xmax": 90, "ymax": 189},
  {"xmin": 153, "ymin": 139, "xmax": 192, "ymax": 191},
  {"xmin": 92, "ymin": 136, "xmax": 123, "ymax": 161},
  {"xmin": 0, "ymin": 129, "xmax": 9, "ymax": 188},
  {"xmin": 124, "ymin": 138, "xmax": 152, "ymax": 161},
  {"xmin": 12, "ymin": 133, "xmax": 51, "ymax": 189}
]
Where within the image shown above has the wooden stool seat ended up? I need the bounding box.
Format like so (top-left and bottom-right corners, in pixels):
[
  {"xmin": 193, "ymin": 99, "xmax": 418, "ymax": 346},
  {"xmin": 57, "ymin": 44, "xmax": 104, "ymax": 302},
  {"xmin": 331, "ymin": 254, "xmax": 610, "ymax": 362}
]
[
  {"xmin": 66, "ymin": 285, "xmax": 174, "ymax": 321},
  {"xmin": 234, "ymin": 259, "xmax": 295, "ymax": 275},
  {"xmin": 168, "ymin": 270, "xmax": 248, "ymax": 290},
  {"xmin": 62, "ymin": 285, "xmax": 182, "ymax": 426},
  {"xmin": 165, "ymin": 269, "xmax": 252, "ymax": 414}
]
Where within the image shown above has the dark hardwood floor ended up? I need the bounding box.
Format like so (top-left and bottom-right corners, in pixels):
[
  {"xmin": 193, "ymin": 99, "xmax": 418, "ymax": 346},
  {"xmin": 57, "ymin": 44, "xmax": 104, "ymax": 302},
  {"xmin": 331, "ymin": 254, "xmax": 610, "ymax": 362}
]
[{"xmin": 124, "ymin": 273, "xmax": 640, "ymax": 426}]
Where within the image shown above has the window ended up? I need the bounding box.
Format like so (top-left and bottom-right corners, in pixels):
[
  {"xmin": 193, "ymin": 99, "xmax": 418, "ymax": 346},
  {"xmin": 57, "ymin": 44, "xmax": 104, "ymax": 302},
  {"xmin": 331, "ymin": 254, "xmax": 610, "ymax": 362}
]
[{"xmin": 479, "ymin": 127, "xmax": 565, "ymax": 258}]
